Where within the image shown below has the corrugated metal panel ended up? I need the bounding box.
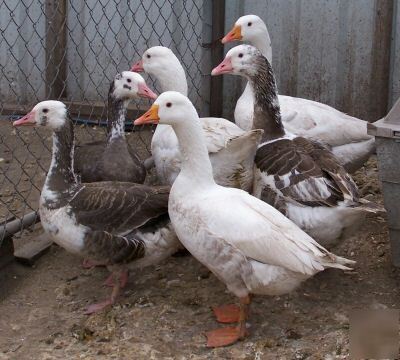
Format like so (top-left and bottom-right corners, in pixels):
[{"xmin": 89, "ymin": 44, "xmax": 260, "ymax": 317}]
[
  {"xmin": 223, "ymin": 0, "xmax": 394, "ymax": 122},
  {"xmin": 1, "ymin": 0, "xmax": 398, "ymax": 119},
  {"xmin": 1, "ymin": 0, "xmax": 209, "ymax": 114},
  {"xmin": 66, "ymin": 0, "xmax": 208, "ymax": 112}
]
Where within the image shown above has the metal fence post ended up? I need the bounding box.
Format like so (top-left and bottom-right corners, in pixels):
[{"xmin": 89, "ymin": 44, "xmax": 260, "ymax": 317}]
[
  {"xmin": 209, "ymin": 0, "xmax": 225, "ymax": 118},
  {"xmin": 45, "ymin": 0, "xmax": 67, "ymax": 99},
  {"xmin": 389, "ymin": 0, "xmax": 400, "ymax": 107},
  {"xmin": 370, "ymin": 0, "xmax": 394, "ymax": 119}
]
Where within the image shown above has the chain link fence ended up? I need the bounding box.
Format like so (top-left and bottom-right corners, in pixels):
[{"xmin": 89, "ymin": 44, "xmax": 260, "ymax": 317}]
[{"xmin": 0, "ymin": 0, "xmax": 215, "ymax": 246}]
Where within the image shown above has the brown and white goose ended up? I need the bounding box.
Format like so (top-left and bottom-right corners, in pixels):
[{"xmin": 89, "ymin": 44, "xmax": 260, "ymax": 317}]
[
  {"xmin": 222, "ymin": 15, "xmax": 375, "ymax": 173},
  {"xmin": 14, "ymin": 100, "xmax": 180, "ymax": 314},
  {"xmin": 212, "ymin": 45, "xmax": 384, "ymax": 248},
  {"xmin": 130, "ymin": 46, "xmax": 262, "ymax": 191},
  {"xmin": 135, "ymin": 91, "xmax": 354, "ymax": 347},
  {"xmin": 74, "ymin": 71, "xmax": 156, "ymax": 183}
]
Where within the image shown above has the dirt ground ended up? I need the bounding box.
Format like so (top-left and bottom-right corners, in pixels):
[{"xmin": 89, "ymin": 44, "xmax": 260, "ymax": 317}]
[{"xmin": 1, "ymin": 117, "xmax": 399, "ymax": 359}]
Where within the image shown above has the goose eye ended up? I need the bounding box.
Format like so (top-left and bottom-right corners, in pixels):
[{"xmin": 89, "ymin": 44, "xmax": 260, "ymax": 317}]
[
  {"xmin": 43, "ymin": 108, "xmax": 49, "ymax": 113},
  {"xmin": 127, "ymin": 78, "xmax": 132, "ymax": 83},
  {"xmin": 166, "ymin": 102, "xmax": 172, "ymax": 108},
  {"xmin": 238, "ymin": 53, "xmax": 244, "ymax": 58},
  {"xmin": 248, "ymin": 22, "xmax": 252, "ymax": 26},
  {"xmin": 146, "ymin": 54, "xmax": 151, "ymax": 59}
]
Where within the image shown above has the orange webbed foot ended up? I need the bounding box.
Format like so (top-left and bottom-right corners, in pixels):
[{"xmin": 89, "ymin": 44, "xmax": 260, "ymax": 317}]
[
  {"xmin": 212, "ymin": 304, "xmax": 240, "ymax": 323},
  {"xmin": 206, "ymin": 326, "xmax": 248, "ymax": 347}
]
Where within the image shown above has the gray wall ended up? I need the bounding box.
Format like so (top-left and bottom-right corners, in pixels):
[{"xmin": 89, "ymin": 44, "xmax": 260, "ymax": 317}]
[
  {"xmin": 0, "ymin": 1, "xmax": 46, "ymax": 104},
  {"xmin": 1, "ymin": 0, "xmax": 399, "ymax": 121},
  {"xmin": 66, "ymin": 0, "xmax": 207, "ymax": 110},
  {"xmin": 0, "ymin": 0, "xmax": 211, "ymax": 116},
  {"xmin": 223, "ymin": 0, "xmax": 398, "ymax": 122}
]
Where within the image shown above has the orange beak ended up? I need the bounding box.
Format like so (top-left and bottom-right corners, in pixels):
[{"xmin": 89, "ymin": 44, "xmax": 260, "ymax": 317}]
[
  {"xmin": 131, "ymin": 59, "xmax": 144, "ymax": 72},
  {"xmin": 134, "ymin": 104, "xmax": 160, "ymax": 125},
  {"xmin": 221, "ymin": 25, "xmax": 242, "ymax": 44},
  {"xmin": 13, "ymin": 111, "xmax": 36, "ymax": 126}
]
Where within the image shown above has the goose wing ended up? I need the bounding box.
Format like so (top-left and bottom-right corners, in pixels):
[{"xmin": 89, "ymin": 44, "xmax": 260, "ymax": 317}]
[
  {"xmin": 197, "ymin": 187, "xmax": 339, "ymax": 275},
  {"xmin": 255, "ymin": 137, "xmax": 358, "ymax": 207},
  {"xmin": 279, "ymin": 95, "xmax": 372, "ymax": 146},
  {"xmin": 200, "ymin": 117, "xmax": 245, "ymax": 153},
  {"xmin": 69, "ymin": 182, "xmax": 170, "ymax": 235}
]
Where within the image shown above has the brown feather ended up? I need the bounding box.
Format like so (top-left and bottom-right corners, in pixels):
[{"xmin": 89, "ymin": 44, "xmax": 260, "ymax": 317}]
[
  {"xmin": 70, "ymin": 182, "xmax": 170, "ymax": 235},
  {"xmin": 255, "ymin": 137, "xmax": 360, "ymax": 208}
]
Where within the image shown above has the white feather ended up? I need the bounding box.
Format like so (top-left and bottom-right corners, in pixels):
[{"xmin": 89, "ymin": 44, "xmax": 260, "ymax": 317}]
[{"xmin": 144, "ymin": 46, "xmax": 260, "ymax": 188}]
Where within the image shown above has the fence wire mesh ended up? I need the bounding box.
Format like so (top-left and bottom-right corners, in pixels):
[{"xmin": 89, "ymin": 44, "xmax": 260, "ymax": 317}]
[{"xmin": 0, "ymin": 0, "xmax": 212, "ymax": 246}]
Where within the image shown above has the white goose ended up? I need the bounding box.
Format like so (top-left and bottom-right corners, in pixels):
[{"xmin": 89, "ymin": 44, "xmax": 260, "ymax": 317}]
[
  {"xmin": 130, "ymin": 46, "xmax": 262, "ymax": 191},
  {"xmin": 223, "ymin": 14, "xmax": 375, "ymax": 173},
  {"xmin": 212, "ymin": 45, "xmax": 384, "ymax": 248},
  {"xmin": 134, "ymin": 91, "xmax": 354, "ymax": 347}
]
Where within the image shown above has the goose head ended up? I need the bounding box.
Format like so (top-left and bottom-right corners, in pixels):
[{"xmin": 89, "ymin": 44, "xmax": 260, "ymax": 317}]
[
  {"xmin": 222, "ymin": 15, "xmax": 268, "ymax": 45},
  {"xmin": 134, "ymin": 91, "xmax": 196, "ymax": 127},
  {"xmin": 211, "ymin": 44, "xmax": 261, "ymax": 78},
  {"xmin": 13, "ymin": 100, "xmax": 68, "ymax": 130},
  {"xmin": 112, "ymin": 71, "xmax": 157, "ymax": 100},
  {"xmin": 131, "ymin": 46, "xmax": 176, "ymax": 74},
  {"xmin": 131, "ymin": 46, "xmax": 188, "ymax": 95}
]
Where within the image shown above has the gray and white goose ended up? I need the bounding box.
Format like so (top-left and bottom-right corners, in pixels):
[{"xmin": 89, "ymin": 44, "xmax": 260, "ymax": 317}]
[
  {"xmin": 130, "ymin": 46, "xmax": 262, "ymax": 191},
  {"xmin": 74, "ymin": 71, "xmax": 156, "ymax": 183},
  {"xmin": 135, "ymin": 92, "xmax": 354, "ymax": 347},
  {"xmin": 222, "ymin": 15, "xmax": 375, "ymax": 173},
  {"xmin": 212, "ymin": 45, "xmax": 384, "ymax": 248},
  {"xmin": 14, "ymin": 100, "xmax": 180, "ymax": 314}
]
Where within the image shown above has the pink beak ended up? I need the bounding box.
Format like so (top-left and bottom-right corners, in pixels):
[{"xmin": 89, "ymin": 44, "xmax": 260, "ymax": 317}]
[
  {"xmin": 137, "ymin": 82, "xmax": 157, "ymax": 99},
  {"xmin": 211, "ymin": 57, "xmax": 233, "ymax": 76},
  {"xmin": 13, "ymin": 111, "xmax": 36, "ymax": 126},
  {"xmin": 131, "ymin": 59, "xmax": 144, "ymax": 72}
]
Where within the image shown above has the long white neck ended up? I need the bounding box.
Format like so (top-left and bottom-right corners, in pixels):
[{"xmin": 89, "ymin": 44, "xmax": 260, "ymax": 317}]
[
  {"xmin": 151, "ymin": 63, "xmax": 188, "ymax": 95},
  {"xmin": 151, "ymin": 61, "xmax": 189, "ymax": 137},
  {"xmin": 249, "ymin": 30, "xmax": 273, "ymax": 63},
  {"xmin": 171, "ymin": 112, "xmax": 215, "ymax": 188}
]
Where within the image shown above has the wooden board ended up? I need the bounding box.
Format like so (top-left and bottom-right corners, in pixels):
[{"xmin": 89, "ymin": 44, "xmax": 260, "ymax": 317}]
[{"xmin": 14, "ymin": 233, "xmax": 53, "ymax": 266}]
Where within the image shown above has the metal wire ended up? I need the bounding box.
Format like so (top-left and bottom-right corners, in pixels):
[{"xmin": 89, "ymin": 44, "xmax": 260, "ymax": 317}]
[{"xmin": 0, "ymin": 0, "xmax": 210, "ymax": 246}]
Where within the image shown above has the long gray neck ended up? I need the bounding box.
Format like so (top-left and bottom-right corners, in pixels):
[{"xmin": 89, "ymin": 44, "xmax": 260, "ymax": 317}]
[
  {"xmin": 107, "ymin": 91, "xmax": 128, "ymax": 141},
  {"xmin": 247, "ymin": 56, "xmax": 285, "ymax": 141},
  {"xmin": 43, "ymin": 118, "xmax": 79, "ymax": 207},
  {"xmin": 172, "ymin": 113, "xmax": 215, "ymax": 188}
]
